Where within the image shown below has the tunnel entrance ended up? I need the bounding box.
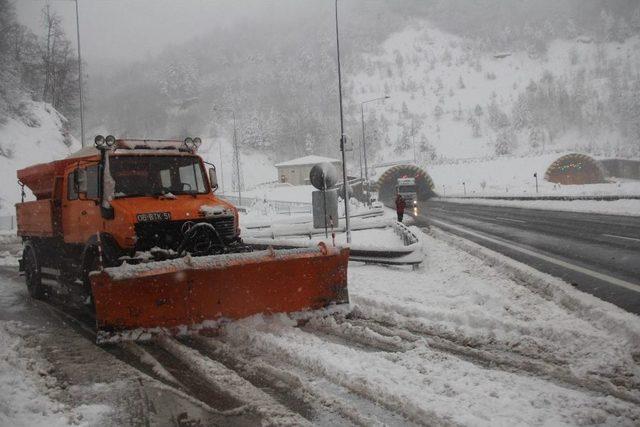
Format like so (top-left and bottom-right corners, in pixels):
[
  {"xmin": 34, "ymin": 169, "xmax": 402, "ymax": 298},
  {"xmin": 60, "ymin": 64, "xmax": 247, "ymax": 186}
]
[
  {"xmin": 544, "ymin": 153, "xmax": 606, "ymax": 185},
  {"xmin": 376, "ymin": 164, "xmax": 435, "ymax": 207}
]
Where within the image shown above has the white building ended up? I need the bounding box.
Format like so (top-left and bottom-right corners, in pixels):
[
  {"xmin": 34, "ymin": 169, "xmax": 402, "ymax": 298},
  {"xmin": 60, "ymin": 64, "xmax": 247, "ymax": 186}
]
[{"xmin": 275, "ymin": 155, "xmax": 342, "ymax": 186}]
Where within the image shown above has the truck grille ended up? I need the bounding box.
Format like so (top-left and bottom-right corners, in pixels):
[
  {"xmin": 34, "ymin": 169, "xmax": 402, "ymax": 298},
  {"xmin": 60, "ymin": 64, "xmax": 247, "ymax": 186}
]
[{"xmin": 134, "ymin": 216, "xmax": 236, "ymax": 251}]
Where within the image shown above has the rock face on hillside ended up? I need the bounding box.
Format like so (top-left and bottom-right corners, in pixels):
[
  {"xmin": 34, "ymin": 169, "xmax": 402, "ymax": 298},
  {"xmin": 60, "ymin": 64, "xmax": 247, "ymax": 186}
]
[{"xmin": 0, "ymin": 101, "xmax": 80, "ymax": 214}]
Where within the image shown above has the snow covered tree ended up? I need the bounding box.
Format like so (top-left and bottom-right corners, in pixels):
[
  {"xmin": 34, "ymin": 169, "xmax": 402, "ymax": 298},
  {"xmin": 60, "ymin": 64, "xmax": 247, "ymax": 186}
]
[
  {"xmin": 528, "ymin": 127, "xmax": 544, "ymax": 152},
  {"xmin": 433, "ymin": 105, "xmax": 443, "ymax": 120},
  {"xmin": 304, "ymin": 133, "xmax": 314, "ymax": 154},
  {"xmin": 161, "ymin": 59, "xmax": 198, "ymax": 101},
  {"xmin": 494, "ymin": 128, "xmax": 518, "ymax": 156},
  {"xmin": 488, "ymin": 99, "xmax": 510, "ymax": 130},
  {"xmin": 418, "ymin": 134, "xmax": 437, "ymax": 162},
  {"xmin": 511, "ymin": 94, "xmax": 530, "ymax": 130},
  {"xmin": 467, "ymin": 115, "xmax": 481, "ymax": 138}
]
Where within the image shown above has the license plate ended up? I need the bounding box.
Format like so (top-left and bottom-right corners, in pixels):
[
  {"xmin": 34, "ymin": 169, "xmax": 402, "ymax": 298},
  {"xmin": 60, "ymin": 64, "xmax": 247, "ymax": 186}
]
[{"xmin": 137, "ymin": 212, "xmax": 171, "ymax": 222}]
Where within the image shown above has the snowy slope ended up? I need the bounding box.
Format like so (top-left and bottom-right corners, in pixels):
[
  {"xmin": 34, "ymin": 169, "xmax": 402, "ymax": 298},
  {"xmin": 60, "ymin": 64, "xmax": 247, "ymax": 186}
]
[
  {"xmin": 0, "ymin": 102, "xmax": 80, "ymax": 215},
  {"xmin": 352, "ymin": 23, "xmax": 640, "ymax": 162},
  {"xmin": 197, "ymin": 136, "xmax": 277, "ymax": 194}
]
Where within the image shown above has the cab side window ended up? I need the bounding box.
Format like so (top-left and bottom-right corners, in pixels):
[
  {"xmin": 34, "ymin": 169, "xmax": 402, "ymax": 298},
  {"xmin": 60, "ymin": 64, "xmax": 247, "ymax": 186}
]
[
  {"xmin": 86, "ymin": 165, "xmax": 99, "ymax": 199},
  {"xmin": 67, "ymin": 171, "xmax": 78, "ymax": 200}
]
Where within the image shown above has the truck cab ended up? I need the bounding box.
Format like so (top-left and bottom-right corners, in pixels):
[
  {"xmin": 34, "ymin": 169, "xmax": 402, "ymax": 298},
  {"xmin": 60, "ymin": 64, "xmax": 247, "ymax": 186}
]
[
  {"xmin": 16, "ymin": 136, "xmax": 238, "ymax": 297},
  {"xmin": 396, "ymin": 177, "xmax": 418, "ymax": 215}
]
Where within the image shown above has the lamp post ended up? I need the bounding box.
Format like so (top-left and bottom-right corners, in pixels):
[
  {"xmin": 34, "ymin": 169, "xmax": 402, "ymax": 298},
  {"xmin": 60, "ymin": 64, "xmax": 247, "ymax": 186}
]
[
  {"xmin": 334, "ymin": 0, "xmax": 351, "ymax": 243},
  {"xmin": 213, "ymin": 106, "xmax": 240, "ymax": 205},
  {"xmin": 218, "ymin": 139, "xmax": 224, "ymax": 193},
  {"xmin": 73, "ymin": 0, "xmax": 85, "ymax": 147},
  {"xmin": 360, "ymin": 95, "xmax": 389, "ymax": 205}
]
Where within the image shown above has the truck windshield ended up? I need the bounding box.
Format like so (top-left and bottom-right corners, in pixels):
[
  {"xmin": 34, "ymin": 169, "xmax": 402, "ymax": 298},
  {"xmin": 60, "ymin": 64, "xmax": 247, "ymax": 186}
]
[
  {"xmin": 398, "ymin": 185, "xmax": 416, "ymax": 193},
  {"xmin": 110, "ymin": 155, "xmax": 208, "ymax": 198}
]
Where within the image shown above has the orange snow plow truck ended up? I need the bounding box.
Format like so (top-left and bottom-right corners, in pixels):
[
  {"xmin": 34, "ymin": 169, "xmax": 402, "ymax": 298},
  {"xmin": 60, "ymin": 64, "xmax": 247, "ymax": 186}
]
[{"xmin": 16, "ymin": 136, "xmax": 349, "ymax": 342}]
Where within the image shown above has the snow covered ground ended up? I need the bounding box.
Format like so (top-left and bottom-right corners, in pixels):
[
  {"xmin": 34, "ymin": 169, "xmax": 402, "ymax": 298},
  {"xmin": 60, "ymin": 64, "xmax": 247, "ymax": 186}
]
[
  {"xmin": 0, "ymin": 101, "xmax": 80, "ymax": 215},
  {"xmin": 423, "ymin": 154, "xmax": 640, "ymax": 198},
  {"xmin": 218, "ymin": 228, "xmax": 640, "ymax": 425},
  {"xmin": 441, "ymin": 197, "xmax": 640, "ymax": 217},
  {"xmin": 1, "ymin": 220, "xmax": 639, "ymax": 425}
]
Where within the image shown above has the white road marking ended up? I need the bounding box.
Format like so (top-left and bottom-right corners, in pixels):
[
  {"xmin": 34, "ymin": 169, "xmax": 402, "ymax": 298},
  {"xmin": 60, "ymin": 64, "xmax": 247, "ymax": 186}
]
[
  {"xmin": 496, "ymin": 217, "xmax": 526, "ymax": 224},
  {"xmin": 602, "ymin": 234, "xmax": 640, "ymax": 243},
  {"xmin": 430, "ymin": 218, "xmax": 640, "ymax": 294}
]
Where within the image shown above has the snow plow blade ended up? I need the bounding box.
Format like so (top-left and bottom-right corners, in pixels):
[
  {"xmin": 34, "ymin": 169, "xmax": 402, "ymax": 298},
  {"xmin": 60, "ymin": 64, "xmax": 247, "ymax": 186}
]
[{"xmin": 90, "ymin": 245, "xmax": 350, "ymax": 342}]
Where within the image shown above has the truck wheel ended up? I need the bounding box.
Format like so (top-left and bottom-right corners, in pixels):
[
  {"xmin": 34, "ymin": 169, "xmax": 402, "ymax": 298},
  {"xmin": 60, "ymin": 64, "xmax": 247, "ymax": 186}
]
[{"xmin": 23, "ymin": 244, "xmax": 45, "ymax": 299}]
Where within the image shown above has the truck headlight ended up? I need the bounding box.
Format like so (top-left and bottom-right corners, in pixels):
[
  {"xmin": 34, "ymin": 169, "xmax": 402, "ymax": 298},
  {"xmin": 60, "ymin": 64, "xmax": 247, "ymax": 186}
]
[{"xmin": 413, "ymin": 200, "xmax": 417, "ymax": 205}]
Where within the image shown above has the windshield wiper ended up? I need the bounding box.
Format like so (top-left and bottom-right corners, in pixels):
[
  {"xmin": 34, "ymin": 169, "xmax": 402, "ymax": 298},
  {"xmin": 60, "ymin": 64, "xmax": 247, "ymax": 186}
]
[{"xmin": 114, "ymin": 193, "xmax": 149, "ymax": 199}]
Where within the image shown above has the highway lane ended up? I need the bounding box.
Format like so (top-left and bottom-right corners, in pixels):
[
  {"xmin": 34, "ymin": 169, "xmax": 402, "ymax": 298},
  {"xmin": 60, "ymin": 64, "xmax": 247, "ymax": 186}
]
[{"xmin": 415, "ymin": 200, "xmax": 640, "ymax": 314}]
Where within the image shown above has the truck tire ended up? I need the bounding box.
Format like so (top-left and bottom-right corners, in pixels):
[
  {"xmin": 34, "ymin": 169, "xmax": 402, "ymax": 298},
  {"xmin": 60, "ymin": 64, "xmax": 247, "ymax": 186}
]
[{"xmin": 23, "ymin": 243, "xmax": 45, "ymax": 299}]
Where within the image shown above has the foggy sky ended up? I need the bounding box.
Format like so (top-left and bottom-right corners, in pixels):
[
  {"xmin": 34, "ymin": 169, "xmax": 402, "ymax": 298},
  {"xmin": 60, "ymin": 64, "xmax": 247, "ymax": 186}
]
[{"xmin": 15, "ymin": 0, "xmax": 285, "ymax": 73}]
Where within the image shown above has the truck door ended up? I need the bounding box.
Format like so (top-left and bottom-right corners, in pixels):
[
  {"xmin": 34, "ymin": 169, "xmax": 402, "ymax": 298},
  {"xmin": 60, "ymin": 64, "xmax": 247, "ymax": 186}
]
[{"xmin": 62, "ymin": 165, "xmax": 102, "ymax": 244}]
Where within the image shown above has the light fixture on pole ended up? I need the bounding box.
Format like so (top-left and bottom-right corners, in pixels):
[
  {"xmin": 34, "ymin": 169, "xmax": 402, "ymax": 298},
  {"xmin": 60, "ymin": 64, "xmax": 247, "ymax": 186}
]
[
  {"xmin": 73, "ymin": 0, "xmax": 85, "ymax": 147},
  {"xmin": 360, "ymin": 95, "xmax": 389, "ymax": 206},
  {"xmin": 213, "ymin": 106, "xmax": 241, "ymax": 205},
  {"xmin": 334, "ymin": 0, "xmax": 351, "ymax": 243}
]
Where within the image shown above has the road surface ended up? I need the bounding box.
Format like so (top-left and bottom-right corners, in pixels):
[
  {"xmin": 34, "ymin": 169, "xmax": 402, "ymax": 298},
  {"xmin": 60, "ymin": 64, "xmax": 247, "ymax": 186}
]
[{"xmin": 416, "ymin": 200, "xmax": 640, "ymax": 314}]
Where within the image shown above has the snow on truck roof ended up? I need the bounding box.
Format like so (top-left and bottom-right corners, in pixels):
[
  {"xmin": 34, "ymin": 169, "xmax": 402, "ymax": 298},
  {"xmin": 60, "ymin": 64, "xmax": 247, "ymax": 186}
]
[
  {"xmin": 275, "ymin": 155, "xmax": 341, "ymax": 167},
  {"xmin": 65, "ymin": 140, "xmax": 196, "ymax": 159}
]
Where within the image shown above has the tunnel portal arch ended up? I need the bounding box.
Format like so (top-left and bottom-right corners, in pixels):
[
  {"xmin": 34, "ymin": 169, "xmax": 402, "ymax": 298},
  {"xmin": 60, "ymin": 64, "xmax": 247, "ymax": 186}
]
[
  {"xmin": 544, "ymin": 153, "xmax": 606, "ymax": 185},
  {"xmin": 376, "ymin": 164, "xmax": 436, "ymax": 206}
]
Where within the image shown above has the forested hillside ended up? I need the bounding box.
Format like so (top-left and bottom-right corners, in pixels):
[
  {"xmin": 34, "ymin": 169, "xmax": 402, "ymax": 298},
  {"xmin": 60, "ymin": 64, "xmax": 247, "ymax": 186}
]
[{"xmin": 4, "ymin": 0, "xmax": 640, "ymax": 169}]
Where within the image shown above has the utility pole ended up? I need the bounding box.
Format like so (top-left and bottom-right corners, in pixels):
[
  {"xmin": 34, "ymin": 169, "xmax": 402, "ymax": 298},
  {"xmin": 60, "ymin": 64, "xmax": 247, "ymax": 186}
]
[
  {"xmin": 334, "ymin": 0, "xmax": 350, "ymax": 243},
  {"xmin": 360, "ymin": 95, "xmax": 389, "ymax": 206},
  {"xmin": 411, "ymin": 119, "xmax": 416, "ymax": 164},
  {"xmin": 232, "ymin": 111, "xmax": 241, "ymax": 205},
  {"xmin": 74, "ymin": 0, "xmax": 85, "ymax": 147},
  {"xmin": 218, "ymin": 139, "xmax": 224, "ymax": 193},
  {"xmin": 534, "ymin": 172, "xmax": 539, "ymax": 194}
]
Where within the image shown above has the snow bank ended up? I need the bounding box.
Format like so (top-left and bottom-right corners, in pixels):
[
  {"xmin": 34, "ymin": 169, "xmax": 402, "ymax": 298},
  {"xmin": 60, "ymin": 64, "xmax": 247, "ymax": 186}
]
[
  {"xmin": 0, "ymin": 321, "xmax": 110, "ymax": 426},
  {"xmin": 442, "ymin": 197, "xmax": 640, "ymax": 216}
]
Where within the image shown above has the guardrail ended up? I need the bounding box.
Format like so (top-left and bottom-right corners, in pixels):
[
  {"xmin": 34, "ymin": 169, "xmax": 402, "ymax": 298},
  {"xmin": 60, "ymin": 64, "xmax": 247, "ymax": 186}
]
[
  {"xmin": 392, "ymin": 221, "xmax": 420, "ymax": 246},
  {"xmin": 220, "ymin": 195, "xmax": 313, "ymax": 215}
]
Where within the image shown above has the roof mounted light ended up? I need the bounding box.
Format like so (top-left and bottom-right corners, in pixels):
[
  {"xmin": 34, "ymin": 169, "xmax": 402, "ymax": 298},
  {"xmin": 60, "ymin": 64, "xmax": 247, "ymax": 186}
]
[
  {"xmin": 184, "ymin": 137, "xmax": 199, "ymax": 152},
  {"xmin": 105, "ymin": 135, "xmax": 116, "ymax": 147},
  {"xmin": 94, "ymin": 135, "xmax": 105, "ymax": 148}
]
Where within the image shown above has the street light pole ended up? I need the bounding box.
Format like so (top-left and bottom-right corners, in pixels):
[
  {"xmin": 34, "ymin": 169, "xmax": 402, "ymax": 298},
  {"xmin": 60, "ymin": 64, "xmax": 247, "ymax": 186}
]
[
  {"xmin": 360, "ymin": 95, "xmax": 389, "ymax": 206},
  {"xmin": 213, "ymin": 106, "xmax": 241, "ymax": 204},
  {"xmin": 218, "ymin": 139, "xmax": 224, "ymax": 193},
  {"xmin": 74, "ymin": 0, "xmax": 85, "ymax": 147},
  {"xmin": 231, "ymin": 110, "xmax": 241, "ymax": 206},
  {"xmin": 334, "ymin": 0, "xmax": 351, "ymax": 243}
]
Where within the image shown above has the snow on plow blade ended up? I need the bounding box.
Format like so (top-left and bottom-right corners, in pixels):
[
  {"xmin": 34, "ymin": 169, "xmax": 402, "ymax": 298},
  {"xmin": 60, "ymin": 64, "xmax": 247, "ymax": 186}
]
[{"xmin": 90, "ymin": 244, "xmax": 350, "ymax": 342}]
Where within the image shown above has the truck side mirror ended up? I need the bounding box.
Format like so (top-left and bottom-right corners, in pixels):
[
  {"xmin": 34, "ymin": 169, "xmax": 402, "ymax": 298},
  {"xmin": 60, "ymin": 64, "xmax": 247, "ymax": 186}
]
[
  {"xmin": 209, "ymin": 167, "xmax": 218, "ymax": 192},
  {"xmin": 74, "ymin": 169, "xmax": 88, "ymax": 195}
]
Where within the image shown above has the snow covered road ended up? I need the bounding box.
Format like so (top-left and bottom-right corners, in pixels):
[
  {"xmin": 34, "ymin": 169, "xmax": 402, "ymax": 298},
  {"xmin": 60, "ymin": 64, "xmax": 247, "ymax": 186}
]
[{"xmin": 1, "ymin": 229, "xmax": 639, "ymax": 425}]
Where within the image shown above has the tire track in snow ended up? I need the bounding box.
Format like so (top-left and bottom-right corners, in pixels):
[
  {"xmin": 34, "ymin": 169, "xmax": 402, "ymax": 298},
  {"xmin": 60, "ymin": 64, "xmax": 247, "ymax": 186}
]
[
  {"xmin": 190, "ymin": 335, "xmax": 385, "ymax": 427},
  {"xmin": 222, "ymin": 321, "xmax": 458, "ymax": 427},
  {"xmin": 156, "ymin": 335, "xmax": 310, "ymax": 426},
  {"xmin": 347, "ymin": 303, "xmax": 640, "ymax": 406}
]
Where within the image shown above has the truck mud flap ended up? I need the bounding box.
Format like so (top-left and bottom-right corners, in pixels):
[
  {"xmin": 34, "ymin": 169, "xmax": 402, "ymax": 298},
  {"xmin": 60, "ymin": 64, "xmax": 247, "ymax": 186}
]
[{"xmin": 90, "ymin": 244, "xmax": 350, "ymax": 343}]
